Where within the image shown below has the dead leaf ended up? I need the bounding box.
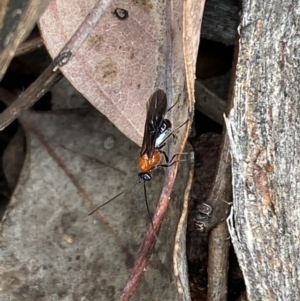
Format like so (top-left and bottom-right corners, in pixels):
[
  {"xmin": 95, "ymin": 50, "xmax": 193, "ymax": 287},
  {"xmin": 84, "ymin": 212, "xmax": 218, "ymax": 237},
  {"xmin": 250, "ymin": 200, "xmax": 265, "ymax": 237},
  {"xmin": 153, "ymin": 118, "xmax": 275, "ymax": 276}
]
[{"xmin": 39, "ymin": 0, "xmax": 190, "ymax": 147}]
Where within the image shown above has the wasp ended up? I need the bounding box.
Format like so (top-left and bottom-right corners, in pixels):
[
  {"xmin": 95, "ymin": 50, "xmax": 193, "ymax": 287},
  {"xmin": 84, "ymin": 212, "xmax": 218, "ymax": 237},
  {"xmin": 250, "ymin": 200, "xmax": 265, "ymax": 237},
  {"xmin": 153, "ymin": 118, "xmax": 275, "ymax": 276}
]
[
  {"xmin": 138, "ymin": 89, "xmax": 179, "ymax": 182},
  {"xmin": 89, "ymin": 89, "xmax": 184, "ymax": 215}
]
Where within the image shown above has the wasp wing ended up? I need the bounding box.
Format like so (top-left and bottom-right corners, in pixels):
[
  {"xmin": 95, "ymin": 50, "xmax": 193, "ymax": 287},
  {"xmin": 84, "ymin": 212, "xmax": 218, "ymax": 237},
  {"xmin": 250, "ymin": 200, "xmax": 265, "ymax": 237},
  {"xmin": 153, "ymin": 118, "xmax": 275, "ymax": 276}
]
[{"xmin": 140, "ymin": 89, "xmax": 168, "ymax": 158}]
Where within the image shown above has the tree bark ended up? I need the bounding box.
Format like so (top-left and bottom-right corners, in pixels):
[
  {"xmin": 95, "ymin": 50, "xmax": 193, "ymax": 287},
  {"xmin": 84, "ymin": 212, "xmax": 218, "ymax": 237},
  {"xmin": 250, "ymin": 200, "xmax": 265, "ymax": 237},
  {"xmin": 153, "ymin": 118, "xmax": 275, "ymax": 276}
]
[{"xmin": 226, "ymin": 0, "xmax": 300, "ymax": 300}]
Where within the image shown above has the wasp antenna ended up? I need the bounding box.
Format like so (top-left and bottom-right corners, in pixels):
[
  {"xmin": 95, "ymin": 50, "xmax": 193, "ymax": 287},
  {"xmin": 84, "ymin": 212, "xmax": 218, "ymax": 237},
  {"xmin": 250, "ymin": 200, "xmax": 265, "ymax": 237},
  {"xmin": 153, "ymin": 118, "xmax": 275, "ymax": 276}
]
[
  {"xmin": 143, "ymin": 181, "xmax": 161, "ymax": 243},
  {"xmin": 166, "ymin": 94, "xmax": 180, "ymax": 113},
  {"xmin": 88, "ymin": 181, "xmax": 140, "ymax": 216}
]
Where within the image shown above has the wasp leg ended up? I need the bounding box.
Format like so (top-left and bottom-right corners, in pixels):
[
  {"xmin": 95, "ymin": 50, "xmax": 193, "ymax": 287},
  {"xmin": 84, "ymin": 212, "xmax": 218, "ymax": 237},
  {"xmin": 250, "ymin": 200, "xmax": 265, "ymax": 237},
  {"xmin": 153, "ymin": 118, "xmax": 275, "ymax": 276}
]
[
  {"xmin": 157, "ymin": 142, "xmax": 166, "ymax": 150},
  {"xmin": 157, "ymin": 159, "xmax": 179, "ymax": 169},
  {"xmin": 158, "ymin": 150, "xmax": 180, "ymax": 166}
]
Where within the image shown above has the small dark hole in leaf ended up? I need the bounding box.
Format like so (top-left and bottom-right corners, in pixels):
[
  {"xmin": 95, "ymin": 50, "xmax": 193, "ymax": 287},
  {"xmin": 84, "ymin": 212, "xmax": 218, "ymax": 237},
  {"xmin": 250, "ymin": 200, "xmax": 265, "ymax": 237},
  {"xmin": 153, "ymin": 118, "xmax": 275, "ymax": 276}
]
[{"xmin": 114, "ymin": 8, "xmax": 128, "ymax": 20}]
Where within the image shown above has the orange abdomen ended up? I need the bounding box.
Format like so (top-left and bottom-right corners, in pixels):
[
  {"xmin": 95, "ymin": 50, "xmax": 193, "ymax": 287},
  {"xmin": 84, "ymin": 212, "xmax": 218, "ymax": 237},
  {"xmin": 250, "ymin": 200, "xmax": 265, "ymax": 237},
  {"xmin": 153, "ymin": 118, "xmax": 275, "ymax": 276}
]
[{"xmin": 138, "ymin": 150, "xmax": 161, "ymax": 172}]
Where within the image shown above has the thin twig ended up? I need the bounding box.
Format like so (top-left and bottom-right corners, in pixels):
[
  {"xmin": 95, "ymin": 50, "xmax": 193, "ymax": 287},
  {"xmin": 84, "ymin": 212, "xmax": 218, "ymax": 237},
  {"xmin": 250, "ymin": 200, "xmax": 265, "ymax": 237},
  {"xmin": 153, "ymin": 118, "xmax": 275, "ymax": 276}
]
[
  {"xmin": 0, "ymin": 0, "xmax": 113, "ymax": 131},
  {"xmin": 120, "ymin": 172, "xmax": 177, "ymax": 301},
  {"xmin": 207, "ymin": 221, "xmax": 230, "ymax": 301},
  {"xmin": 0, "ymin": 62, "xmax": 63, "ymax": 130},
  {"xmin": 205, "ymin": 31, "xmax": 240, "ymax": 300},
  {"xmin": 120, "ymin": 123, "xmax": 192, "ymax": 300},
  {"xmin": 15, "ymin": 37, "xmax": 44, "ymax": 57},
  {"xmin": 52, "ymin": 0, "xmax": 112, "ymax": 70}
]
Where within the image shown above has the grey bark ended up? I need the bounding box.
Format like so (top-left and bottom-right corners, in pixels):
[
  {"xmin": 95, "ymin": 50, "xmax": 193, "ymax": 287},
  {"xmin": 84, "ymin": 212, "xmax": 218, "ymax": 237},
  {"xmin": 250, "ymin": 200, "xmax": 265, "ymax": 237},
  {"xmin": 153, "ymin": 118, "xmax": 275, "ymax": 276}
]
[{"xmin": 226, "ymin": 0, "xmax": 300, "ymax": 300}]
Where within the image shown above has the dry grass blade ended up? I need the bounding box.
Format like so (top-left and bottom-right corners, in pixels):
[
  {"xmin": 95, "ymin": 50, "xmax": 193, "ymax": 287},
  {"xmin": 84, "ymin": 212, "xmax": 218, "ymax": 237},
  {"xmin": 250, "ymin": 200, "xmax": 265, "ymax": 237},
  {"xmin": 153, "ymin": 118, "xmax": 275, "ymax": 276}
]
[{"xmin": 0, "ymin": 0, "xmax": 51, "ymax": 80}]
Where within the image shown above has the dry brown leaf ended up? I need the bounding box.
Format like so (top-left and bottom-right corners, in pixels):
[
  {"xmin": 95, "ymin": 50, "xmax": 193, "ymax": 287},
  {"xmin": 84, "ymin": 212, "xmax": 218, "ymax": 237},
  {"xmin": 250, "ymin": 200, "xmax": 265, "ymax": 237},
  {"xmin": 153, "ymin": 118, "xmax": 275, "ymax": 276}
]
[
  {"xmin": 39, "ymin": 0, "xmax": 188, "ymax": 146},
  {"xmin": 183, "ymin": 0, "xmax": 205, "ymax": 106},
  {"xmin": 172, "ymin": 1, "xmax": 205, "ymax": 300}
]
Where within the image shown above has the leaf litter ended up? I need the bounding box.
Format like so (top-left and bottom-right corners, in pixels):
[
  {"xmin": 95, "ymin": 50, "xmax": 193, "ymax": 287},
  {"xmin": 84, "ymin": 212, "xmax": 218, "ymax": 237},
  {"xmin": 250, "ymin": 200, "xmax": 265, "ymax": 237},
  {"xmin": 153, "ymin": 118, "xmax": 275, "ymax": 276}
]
[{"xmin": 0, "ymin": 80, "xmax": 191, "ymax": 300}]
